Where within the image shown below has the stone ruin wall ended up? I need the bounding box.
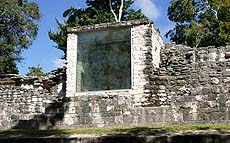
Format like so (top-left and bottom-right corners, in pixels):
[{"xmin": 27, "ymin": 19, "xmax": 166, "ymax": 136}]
[
  {"xmin": 62, "ymin": 20, "xmax": 165, "ymax": 128},
  {"xmin": 0, "ymin": 20, "xmax": 230, "ymax": 129},
  {"xmin": 0, "ymin": 68, "xmax": 66, "ymax": 129},
  {"xmin": 148, "ymin": 44, "xmax": 230, "ymax": 122}
]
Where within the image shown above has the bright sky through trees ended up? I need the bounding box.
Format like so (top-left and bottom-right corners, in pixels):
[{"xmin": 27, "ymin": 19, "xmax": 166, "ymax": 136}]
[{"xmin": 18, "ymin": 0, "xmax": 173, "ymax": 75}]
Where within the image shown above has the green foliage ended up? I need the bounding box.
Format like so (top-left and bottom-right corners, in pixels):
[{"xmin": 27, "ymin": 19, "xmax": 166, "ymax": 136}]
[
  {"xmin": 49, "ymin": 0, "xmax": 146, "ymax": 57},
  {"xmin": 166, "ymin": 0, "xmax": 230, "ymax": 47},
  {"xmin": 26, "ymin": 65, "xmax": 44, "ymax": 76},
  {"xmin": 0, "ymin": 57, "xmax": 18, "ymax": 74},
  {"xmin": 0, "ymin": 0, "xmax": 41, "ymax": 74}
]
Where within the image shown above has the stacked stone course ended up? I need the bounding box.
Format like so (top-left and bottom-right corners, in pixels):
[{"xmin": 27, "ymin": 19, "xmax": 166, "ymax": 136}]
[
  {"xmin": 0, "ymin": 68, "xmax": 66, "ymax": 129},
  {"xmin": 0, "ymin": 20, "xmax": 230, "ymax": 129},
  {"xmin": 147, "ymin": 44, "xmax": 230, "ymax": 122}
]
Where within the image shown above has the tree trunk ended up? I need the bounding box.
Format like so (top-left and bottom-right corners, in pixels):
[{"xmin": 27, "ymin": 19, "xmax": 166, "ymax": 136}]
[
  {"xmin": 118, "ymin": 0, "xmax": 124, "ymax": 22},
  {"xmin": 109, "ymin": 0, "xmax": 124, "ymax": 22},
  {"xmin": 201, "ymin": 0, "xmax": 218, "ymax": 19},
  {"xmin": 109, "ymin": 0, "xmax": 118, "ymax": 22}
]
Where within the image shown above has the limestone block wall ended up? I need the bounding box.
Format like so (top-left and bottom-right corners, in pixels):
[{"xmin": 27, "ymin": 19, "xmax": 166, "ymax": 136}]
[
  {"xmin": 66, "ymin": 33, "xmax": 77, "ymax": 97},
  {"xmin": 148, "ymin": 44, "xmax": 230, "ymax": 122},
  {"xmin": 0, "ymin": 68, "xmax": 66, "ymax": 129},
  {"xmin": 59, "ymin": 20, "xmax": 164, "ymax": 128},
  {"xmin": 60, "ymin": 44, "xmax": 230, "ymax": 128},
  {"xmin": 1, "ymin": 20, "xmax": 230, "ymax": 130},
  {"xmin": 0, "ymin": 20, "xmax": 165, "ymax": 129}
]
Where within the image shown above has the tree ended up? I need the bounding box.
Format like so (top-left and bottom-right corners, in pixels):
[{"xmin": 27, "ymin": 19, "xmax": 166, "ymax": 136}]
[
  {"xmin": 109, "ymin": 0, "xmax": 124, "ymax": 22},
  {"xmin": 0, "ymin": 0, "xmax": 41, "ymax": 74},
  {"xmin": 166, "ymin": 0, "xmax": 230, "ymax": 48},
  {"xmin": 49, "ymin": 0, "xmax": 146, "ymax": 57},
  {"xmin": 26, "ymin": 65, "xmax": 44, "ymax": 76}
]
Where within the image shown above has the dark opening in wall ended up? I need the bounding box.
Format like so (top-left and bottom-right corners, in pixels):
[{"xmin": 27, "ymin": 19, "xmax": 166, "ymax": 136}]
[
  {"xmin": 185, "ymin": 53, "xmax": 193, "ymax": 60},
  {"xmin": 225, "ymin": 53, "xmax": 230, "ymax": 59}
]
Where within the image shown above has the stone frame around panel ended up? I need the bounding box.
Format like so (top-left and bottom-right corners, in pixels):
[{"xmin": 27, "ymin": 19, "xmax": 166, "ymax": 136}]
[{"xmin": 66, "ymin": 20, "xmax": 163, "ymax": 97}]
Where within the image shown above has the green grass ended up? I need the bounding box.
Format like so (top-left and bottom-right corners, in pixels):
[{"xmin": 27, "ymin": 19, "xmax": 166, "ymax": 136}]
[{"xmin": 1, "ymin": 124, "xmax": 230, "ymax": 137}]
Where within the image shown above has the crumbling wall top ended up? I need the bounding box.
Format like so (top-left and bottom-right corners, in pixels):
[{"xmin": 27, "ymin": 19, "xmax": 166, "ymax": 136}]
[
  {"xmin": 67, "ymin": 19, "xmax": 153, "ymax": 33},
  {"xmin": 0, "ymin": 67, "xmax": 66, "ymax": 86}
]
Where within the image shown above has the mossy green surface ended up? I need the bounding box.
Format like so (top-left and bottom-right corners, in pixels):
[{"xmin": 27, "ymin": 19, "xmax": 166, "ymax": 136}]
[{"xmin": 1, "ymin": 124, "xmax": 230, "ymax": 137}]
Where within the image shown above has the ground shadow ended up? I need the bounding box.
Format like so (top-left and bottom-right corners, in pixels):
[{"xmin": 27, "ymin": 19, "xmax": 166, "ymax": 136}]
[{"xmin": 1, "ymin": 128, "xmax": 230, "ymax": 143}]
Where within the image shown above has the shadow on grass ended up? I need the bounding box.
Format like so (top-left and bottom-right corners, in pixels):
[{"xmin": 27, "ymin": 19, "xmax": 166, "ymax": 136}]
[
  {"xmin": 111, "ymin": 126, "xmax": 167, "ymax": 135},
  {"xmin": 1, "ymin": 125, "xmax": 230, "ymax": 143}
]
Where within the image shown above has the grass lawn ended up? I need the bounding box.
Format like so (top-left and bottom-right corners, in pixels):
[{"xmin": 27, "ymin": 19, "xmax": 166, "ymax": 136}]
[{"xmin": 1, "ymin": 124, "xmax": 230, "ymax": 137}]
